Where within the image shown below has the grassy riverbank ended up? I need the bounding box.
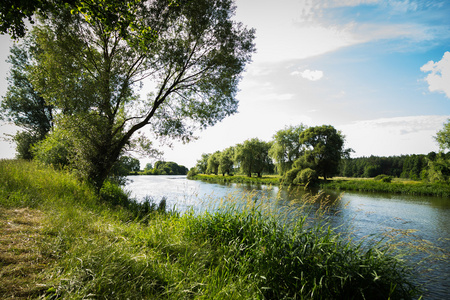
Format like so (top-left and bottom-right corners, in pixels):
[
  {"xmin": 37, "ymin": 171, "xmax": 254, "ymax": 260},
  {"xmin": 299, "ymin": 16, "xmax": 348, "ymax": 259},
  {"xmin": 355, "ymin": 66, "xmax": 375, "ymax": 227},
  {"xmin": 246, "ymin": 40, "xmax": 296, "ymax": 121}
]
[
  {"xmin": 189, "ymin": 174, "xmax": 450, "ymax": 197},
  {"xmin": 189, "ymin": 173, "xmax": 280, "ymax": 185},
  {"xmin": 1, "ymin": 160, "xmax": 420, "ymax": 299},
  {"xmin": 322, "ymin": 178, "xmax": 450, "ymax": 197}
]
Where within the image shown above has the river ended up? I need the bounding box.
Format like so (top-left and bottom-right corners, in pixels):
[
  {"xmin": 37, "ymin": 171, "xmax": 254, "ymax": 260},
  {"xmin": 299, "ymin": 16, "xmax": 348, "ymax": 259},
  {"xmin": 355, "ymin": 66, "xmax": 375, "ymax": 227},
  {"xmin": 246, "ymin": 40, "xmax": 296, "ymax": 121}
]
[{"xmin": 126, "ymin": 175, "xmax": 450, "ymax": 299}]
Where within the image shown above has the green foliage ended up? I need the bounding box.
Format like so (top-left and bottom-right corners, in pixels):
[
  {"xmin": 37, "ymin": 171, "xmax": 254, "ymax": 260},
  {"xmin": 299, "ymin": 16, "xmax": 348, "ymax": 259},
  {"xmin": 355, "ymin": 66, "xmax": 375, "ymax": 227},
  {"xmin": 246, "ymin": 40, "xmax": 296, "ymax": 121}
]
[
  {"xmin": 295, "ymin": 168, "xmax": 318, "ymax": 185},
  {"xmin": 269, "ymin": 124, "xmax": 306, "ymax": 175},
  {"xmin": 191, "ymin": 174, "xmax": 279, "ymax": 185},
  {"xmin": 235, "ymin": 138, "xmax": 273, "ymax": 177},
  {"xmin": 323, "ymin": 179, "xmax": 450, "ymax": 197},
  {"xmin": 12, "ymin": 131, "xmax": 40, "ymax": 160},
  {"xmin": 144, "ymin": 163, "xmax": 153, "ymax": 171},
  {"xmin": 339, "ymin": 154, "xmax": 435, "ymax": 181},
  {"xmin": 0, "ymin": 42, "xmax": 54, "ymax": 157},
  {"xmin": 427, "ymin": 152, "xmax": 450, "ymax": 183},
  {"xmin": 299, "ymin": 125, "xmax": 346, "ymax": 180},
  {"xmin": 142, "ymin": 160, "xmax": 188, "ymax": 175},
  {"xmin": 374, "ymin": 174, "xmax": 393, "ymax": 183},
  {"xmin": 186, "ymin": 167, "xmax": 198, "ymax": 179},
  {"xmin": 9, "ymin": 0, "xmax": 254, "ymax": 190},
  {"xmin": 195, "ymin": 153, "xmax": 210, "ymax": 174},
  {"xmin": 218, "ymin": 146, "xmax": 235, "ymax": 176},
  {"xmin": 32, "ymin": 127, "xmax": 72, "ymax": 168},
  {"xmin": 282, "ymin": 167, "xmax": 302, "ymax": 186},
  {"xmin": 435, "ymin": 119, "xmax": 450, "ymax": 151},
  {"xmin": 206, "ymin": 151, "xmax": 220, "ymax": 175}
]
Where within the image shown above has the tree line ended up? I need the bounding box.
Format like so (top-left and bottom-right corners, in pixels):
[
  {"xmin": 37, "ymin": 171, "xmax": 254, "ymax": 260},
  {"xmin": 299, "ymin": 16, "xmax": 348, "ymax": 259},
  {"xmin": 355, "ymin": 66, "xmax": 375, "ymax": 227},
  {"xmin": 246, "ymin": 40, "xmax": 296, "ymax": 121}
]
[
  {"xmin": 142, "ymin": 161, "xmax": 188, "ymax": 175},
  {"xmin": 189, "ymin": 124, "xmax": 351, "ymax": 185},
  {"xmin": 191, "ymin": 121, "xmax": 450, "ymax": 185}
]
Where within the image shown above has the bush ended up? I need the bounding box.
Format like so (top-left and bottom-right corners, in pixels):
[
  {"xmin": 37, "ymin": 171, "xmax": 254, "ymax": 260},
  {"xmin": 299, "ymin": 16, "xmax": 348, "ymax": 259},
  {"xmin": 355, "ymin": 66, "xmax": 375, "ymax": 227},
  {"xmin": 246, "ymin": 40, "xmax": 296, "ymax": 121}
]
[
  {"xmin": 187, "ymin": 167, "xmax": 198, "ymax": 178},
  {"xmin": 374, "ymin": 174, "xmax": 393, "ymax": 183},
  {"xmin": 294, "ymin": 168, "xmax": 318, "ymax": 185},
  {"xmin": 282, "ymin": 167, "xmax": 301, "ymax": 185}
]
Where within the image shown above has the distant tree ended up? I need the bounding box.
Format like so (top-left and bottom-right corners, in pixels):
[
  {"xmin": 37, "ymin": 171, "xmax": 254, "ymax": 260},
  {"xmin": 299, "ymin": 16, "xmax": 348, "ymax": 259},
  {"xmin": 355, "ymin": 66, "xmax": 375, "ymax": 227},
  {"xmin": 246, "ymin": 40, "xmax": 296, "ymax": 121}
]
[
  {"xmin": 218, "ymin": 147, "xmax": 235, "ymax": 176},
  {"xmin": 0, "ymin": 42, "xmax": 53, "ymax": 159},
  {"xmin": 152, "ymin": 161, "xmax": 187, "ymax": 175},
  {"xmin": 235, "ymin": 138, "xmax": 272, "ymax": 177},
  {"xmin": 298, "ymin": 125, "xmax": 348, "ymax": 180},
  {"xmin": 435, "ymin": 119, "xmax": 450, "ymax": 152},
  {"xmin": 117, "ymin": 156, "xmax": 140, "ymax": 173},
  {"xmin": 195, "ymin": 153, "xmax": 210, "ymax": 174},
  {"xmin": 427, "ymin": 152, "xmax": 450, "ymax": 183},
  {"xmin": 206, "ymin": 151, "xmax": 220, "ymax": 175},
  {"xmin": 144, "ymin": 163, "xmax": 153, "ymax": 171},
  {"xmin": 269, "ymin": 124, "xmax": 306, "ymax": 175}
]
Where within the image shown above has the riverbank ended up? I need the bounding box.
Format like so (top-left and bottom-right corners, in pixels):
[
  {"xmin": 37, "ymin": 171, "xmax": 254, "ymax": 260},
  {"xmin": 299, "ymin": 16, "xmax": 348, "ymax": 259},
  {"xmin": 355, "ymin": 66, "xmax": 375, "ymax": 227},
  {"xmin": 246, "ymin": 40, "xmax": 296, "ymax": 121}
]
[
  {"xmin": 1, "ymin": 160, "xmax": 420, "ymax": 299},
  {"xmin": 189, "ymin": 174, "xmax": 450, "ymax": 197}
]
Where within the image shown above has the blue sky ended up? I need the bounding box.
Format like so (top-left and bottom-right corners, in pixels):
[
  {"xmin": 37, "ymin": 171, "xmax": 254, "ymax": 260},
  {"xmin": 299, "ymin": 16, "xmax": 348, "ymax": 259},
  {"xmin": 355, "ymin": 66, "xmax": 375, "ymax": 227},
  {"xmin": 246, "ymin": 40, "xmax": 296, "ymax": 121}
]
[{"xmin": 1, "ymin": 0, "xmax": 450, "ymax": 168}]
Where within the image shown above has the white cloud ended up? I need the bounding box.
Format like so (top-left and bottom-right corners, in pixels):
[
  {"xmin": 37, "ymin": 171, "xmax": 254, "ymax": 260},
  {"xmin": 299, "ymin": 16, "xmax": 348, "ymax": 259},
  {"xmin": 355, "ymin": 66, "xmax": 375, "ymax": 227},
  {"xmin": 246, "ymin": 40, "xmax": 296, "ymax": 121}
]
[
  {"xmin": 421, "ymin": 51, "xmax": 450, "ymax": 98},
  {"xmin": 292, "ymin": 69, "xmax": 324, "ymax": 81},
  {"xmin": 338, "ymin": 115, "xmax": 449, "ymax": 157}
]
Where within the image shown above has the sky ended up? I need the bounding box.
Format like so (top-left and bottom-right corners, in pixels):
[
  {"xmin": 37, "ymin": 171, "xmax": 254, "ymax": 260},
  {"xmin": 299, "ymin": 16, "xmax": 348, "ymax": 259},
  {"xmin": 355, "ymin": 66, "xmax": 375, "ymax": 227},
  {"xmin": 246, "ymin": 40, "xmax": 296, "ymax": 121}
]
[{"xmin": 1, "ymin": 0, "xmax": 450, "ymax": 168}]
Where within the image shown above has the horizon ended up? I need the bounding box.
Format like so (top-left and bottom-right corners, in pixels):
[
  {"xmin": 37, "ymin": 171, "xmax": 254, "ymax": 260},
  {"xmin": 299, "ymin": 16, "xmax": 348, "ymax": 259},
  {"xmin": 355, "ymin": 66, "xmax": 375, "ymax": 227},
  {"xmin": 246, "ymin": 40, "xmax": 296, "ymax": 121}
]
[{"xmin": 1, "ymin": 0, "xmax": 449, "ymax": 169}]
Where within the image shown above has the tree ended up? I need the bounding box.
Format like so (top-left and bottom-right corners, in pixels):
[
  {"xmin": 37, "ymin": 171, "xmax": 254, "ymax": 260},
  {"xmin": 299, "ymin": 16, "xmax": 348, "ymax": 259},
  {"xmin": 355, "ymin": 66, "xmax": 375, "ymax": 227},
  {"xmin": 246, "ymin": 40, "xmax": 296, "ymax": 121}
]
[
  {"xmin": 435, "ymin": 119, "xmax": 450, "ymax": 152},
  {"xmin": 14, "ymin": 0, "xmax": 254, "ymax": 190},
  {"xmin": 269, "ymin": 124, "xmax": 306, "ymax": 175},
  {"xmin": 0, "ymin": 42, "xmax": 53, "ymax": 158},
  {"xmin": 298, "ymin": 125, "xmax": 347, "ymax": 180},
  {"xmin": 206, "ymin": 151, "xmax": 220, "ymax": 175},
  {"xmin": 195, "ymin": 153, "xmax": 210, "ymax": 174},
  {"xmin": 235, "ymin": 138, "xmax": 272, "ymax": 177},
  {"xmin": 218, "ymin": 146, "xmax": 234, "ymax": 176}
]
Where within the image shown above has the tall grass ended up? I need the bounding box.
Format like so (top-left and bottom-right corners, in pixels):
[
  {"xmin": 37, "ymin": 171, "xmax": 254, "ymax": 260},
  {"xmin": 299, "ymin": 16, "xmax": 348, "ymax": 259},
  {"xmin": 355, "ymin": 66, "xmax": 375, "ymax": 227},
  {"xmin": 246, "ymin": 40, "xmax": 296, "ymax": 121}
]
[{"xmin": 0, "ymin": 159, "xmax": 421, "ymax": 299}]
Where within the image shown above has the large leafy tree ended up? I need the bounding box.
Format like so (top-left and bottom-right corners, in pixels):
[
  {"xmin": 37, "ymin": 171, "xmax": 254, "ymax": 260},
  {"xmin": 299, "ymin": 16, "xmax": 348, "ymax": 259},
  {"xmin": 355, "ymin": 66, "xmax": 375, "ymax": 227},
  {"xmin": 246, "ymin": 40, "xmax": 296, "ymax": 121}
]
[
  {"xmin": 269, "ymin": 124, "xmax": 306, "ymax": 175},
  {"xmin": 218, "ymin": 146, "xmax": 234, "ymax": 176},
  {"xmin": 0, "ymin": 42, "xmax": 54, "ymax": 159},
  {"xmin": 15, "ymin": 0, "xmax": 254, "ymax": 189},
  {"xmin": 206, "ymin": 151, "xmax": 220, "ymax": 175},
  {"xmin": 195, "ymin": 153, "xmax": 210, "ymax": 174},
  {"xmin": 235, "ymin": 138, "xmax": 272, "ymax": 177},
  {"xmin": 298, "ymin": 125, "xmax": 347, "ymax": 180}
]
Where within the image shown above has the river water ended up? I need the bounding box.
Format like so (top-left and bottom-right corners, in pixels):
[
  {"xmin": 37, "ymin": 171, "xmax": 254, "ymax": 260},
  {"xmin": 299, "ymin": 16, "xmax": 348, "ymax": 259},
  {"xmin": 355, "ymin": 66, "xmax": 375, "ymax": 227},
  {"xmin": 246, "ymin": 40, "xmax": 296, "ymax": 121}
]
[{"xmin": 126, "ymin": 175, "xmax": 450, "ymax": 299}]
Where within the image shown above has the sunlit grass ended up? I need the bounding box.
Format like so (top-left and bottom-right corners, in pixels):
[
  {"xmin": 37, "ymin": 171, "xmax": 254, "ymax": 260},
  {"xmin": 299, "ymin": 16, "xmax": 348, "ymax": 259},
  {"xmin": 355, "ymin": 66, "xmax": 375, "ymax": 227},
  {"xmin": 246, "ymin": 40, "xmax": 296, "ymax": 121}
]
[{"xmin": 0, "ymin": 159, "xmax": 424, "ymax": 299}]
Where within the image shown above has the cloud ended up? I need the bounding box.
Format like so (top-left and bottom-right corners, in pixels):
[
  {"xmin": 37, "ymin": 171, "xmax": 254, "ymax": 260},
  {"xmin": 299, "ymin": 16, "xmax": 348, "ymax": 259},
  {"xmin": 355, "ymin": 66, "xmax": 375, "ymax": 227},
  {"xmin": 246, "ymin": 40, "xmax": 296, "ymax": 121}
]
[
  {"xmin": 338, "ymin": 115, "xmax": 449, "ymax": 157},
  {"xmin": 421, "ymin": 51, "xmax": 450, "ymax": 98},
  {"xmin": 292, "ymin": 69, "xmax": 324, "ymax": 81}
]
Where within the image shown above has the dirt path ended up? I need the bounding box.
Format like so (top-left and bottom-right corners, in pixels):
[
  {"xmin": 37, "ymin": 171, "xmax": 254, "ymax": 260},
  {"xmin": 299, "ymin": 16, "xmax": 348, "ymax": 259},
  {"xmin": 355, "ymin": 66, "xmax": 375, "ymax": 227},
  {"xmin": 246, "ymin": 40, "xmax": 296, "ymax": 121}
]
[{"xmin": 0, "ymin": 207, "xmax": 51, "ymax": 299}]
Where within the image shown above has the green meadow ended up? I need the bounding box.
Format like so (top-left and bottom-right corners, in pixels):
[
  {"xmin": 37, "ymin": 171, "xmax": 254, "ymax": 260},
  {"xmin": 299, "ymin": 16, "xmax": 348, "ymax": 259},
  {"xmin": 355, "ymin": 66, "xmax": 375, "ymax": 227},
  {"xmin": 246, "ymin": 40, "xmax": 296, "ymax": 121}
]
[{"xmin": 1, "ymin": 160, "xmax": 420, "ymax": 299}]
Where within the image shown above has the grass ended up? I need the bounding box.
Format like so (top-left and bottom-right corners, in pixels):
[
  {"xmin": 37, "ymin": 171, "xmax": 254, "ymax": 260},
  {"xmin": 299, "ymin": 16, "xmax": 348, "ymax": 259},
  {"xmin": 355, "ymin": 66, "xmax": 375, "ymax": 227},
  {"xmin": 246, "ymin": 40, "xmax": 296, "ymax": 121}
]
[
  {"xmin": 322, "ymin": 178, "xmax": 450, "ymax": 197},
  {"xmin": 189, "ymin": 173, "xmax": 280, "ymax": 185},
  {"xmin": 0, "ymin": 159, "xmax": 422, "ymax": 299}
]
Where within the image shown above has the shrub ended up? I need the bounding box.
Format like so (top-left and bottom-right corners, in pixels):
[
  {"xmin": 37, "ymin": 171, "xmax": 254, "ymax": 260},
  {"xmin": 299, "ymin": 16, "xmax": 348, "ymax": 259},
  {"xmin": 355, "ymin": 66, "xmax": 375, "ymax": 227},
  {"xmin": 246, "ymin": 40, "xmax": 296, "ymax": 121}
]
[
  {"xmin": 294, "ymin": 168, "xmax": 318, "ymax": 185},
  {"xmin": 282, "ymin": 167, "xmax": 301, "ymax": 185},
  {"xmin": 374, "ymin": 174, "xmax": 393, "ymax": 183}
]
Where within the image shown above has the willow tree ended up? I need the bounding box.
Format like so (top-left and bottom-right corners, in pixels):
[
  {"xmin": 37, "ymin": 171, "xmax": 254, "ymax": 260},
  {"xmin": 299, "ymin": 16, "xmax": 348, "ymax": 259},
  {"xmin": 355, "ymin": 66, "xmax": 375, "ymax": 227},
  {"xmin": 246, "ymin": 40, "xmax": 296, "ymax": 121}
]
[
  {"xmin": 269, "ymin": 124, "xmax": 306, "ymax": 175},
  {"xmin": 24, "ymin": 0, "xmax": 254, "ymax": 189}
]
